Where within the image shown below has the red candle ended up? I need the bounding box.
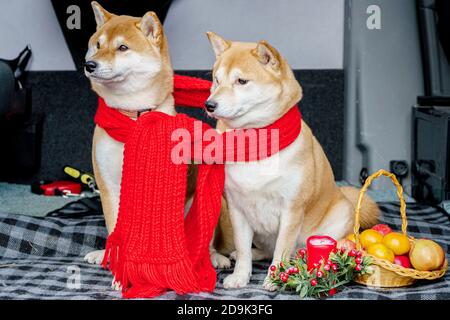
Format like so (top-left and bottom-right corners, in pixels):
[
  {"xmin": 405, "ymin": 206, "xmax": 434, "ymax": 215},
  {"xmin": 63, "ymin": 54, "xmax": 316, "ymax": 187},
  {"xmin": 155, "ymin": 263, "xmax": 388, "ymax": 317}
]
[{"xmin": 306, "ymin": 235, "xmax": 337, "ymax": 271}]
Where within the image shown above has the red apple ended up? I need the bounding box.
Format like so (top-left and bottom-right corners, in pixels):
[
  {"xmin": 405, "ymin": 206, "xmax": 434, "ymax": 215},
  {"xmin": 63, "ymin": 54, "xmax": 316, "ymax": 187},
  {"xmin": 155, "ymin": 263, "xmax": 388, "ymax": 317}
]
[
  {"xmin": 394, "ymin": 255, "xmax": 412, "ymax": 268},
  {"xmin": 371, "ymin": 224, "xmax": 392, "ymax": 236},
  {"xmin": 337, "ymin": 239, "xmax": 356, "ymax": 251}
]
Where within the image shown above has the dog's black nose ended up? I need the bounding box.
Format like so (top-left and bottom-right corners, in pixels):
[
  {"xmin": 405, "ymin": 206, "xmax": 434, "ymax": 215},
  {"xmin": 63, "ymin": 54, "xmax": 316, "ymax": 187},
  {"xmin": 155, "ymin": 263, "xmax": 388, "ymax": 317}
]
[
  {"xmin": 84, "ymin": 61, "xmax": 97, "ymax": 73},
  {"xmin": 205, "ymin": 100, "xmax": 218, "ymax": 112}
]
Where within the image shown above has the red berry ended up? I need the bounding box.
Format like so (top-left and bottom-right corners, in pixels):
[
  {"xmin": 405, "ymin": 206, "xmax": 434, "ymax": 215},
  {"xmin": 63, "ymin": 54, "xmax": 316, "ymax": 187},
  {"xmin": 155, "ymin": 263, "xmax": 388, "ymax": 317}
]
[
  {"xmin": 310, "ymin": 279, "xmax": 318, "ymax": 286},
  {"xmin": 292, "ymin": 267, "xmax": 299, "ymax": 274},
  {"xmin": 348, "ymin": 249, "xmax": 357, "ymax": 257},
  {"xmin": 281, "ymin": 276, "xmax": 288, "ymax": 283},
  {"xmin": 298, "ymin": 248, "xmax": 307, "ymax": 256},
  {"xmin": 324, "ymin": 264, "xmax": 331, "ymax": 271},
  {"xmin": 331, "ymin": 264, "xmax": 338, "ymax": 272},
  {"xmin": 279, "ymin": 272, "xmax": 286, "ymax": 278},
  {"xmin": 355, "ymin": 264, "xmax": 362, "ymax": 272},
  {"xmin": 326, "ymin": 260, "xmax": 332, "ymax": 265},
  {"xmin": 270, "ymin": 265, "xmax": 277, "ymax": 272},
  {"xmin": 355, "ymin": 257, "xmax": 363, "ymax": 264},
  {"xmin": 340, "ymin": 247, "xmax": 346, "ymax": 254},
  {"xmin": 316, "ymin": 271, "xmax": 324, "ymax": 278},
  {"xmin": 356, "ymin": 251, "xmax": 363, "ymax": 258},
  {"xmin": 329, "ymin": 288, "xmax": 337, "ymax": 296},
  {"xmin": 279, "ymin": 262, "xmax": 284, "ymax": 268}
]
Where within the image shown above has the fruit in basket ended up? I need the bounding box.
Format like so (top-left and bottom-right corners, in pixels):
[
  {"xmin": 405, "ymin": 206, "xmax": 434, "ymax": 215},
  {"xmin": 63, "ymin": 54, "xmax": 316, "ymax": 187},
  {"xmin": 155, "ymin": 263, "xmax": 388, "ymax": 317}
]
[
  {"xmin": 394, "ymin": 255, "xmax": 412, "ymax": 268},
  {"xmin": 371, "ymin": 224, "xmax": 392, "ymax": 236},
  {"xmin": 382, "ymin": 232, "xmax": 411, "ymax": 255},
  {"xmin": 367, "ymin": 243, "xmax": 395, "ymax": 263},
  {"xmin": 360, "ymin": 229, "xmax": 383, "ymax": 249},
  {"xmin": 337, "ymin": 238, "xmax": 356, "ymax": 251},
  {"xmin": 409, "ymin": 239, "xmax": 445, "ymax": 271}
]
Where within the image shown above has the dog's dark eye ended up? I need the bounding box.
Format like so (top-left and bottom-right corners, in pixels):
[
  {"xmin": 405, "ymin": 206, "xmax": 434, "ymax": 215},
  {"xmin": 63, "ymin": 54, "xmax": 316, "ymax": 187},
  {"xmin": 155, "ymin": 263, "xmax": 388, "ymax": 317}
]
[
  {"xmin": 237, "ymin": 78, "xmax": 249, "ymax": 85},
  {"xmin": 118, "ymin": 45, "xmax": 129, "ymax": 52},
  {"xmin": 96, "ymin": 41, "xmax": 100, "ymax": 49}
]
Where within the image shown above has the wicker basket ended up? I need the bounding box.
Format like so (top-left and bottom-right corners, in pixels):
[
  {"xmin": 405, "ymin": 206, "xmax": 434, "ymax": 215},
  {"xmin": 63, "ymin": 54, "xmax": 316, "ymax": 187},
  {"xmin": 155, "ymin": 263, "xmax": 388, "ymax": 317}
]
[{"xmin": 353, "ymin": 169, "xmax": 448, "ymax": 288}]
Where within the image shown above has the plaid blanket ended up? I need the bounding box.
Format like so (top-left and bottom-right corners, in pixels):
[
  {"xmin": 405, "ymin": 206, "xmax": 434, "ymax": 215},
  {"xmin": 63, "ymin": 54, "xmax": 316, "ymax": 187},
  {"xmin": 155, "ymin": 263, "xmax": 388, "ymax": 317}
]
[{"xmin": 0, "ymin": 201, "xmax": 448, "ymax": 300}]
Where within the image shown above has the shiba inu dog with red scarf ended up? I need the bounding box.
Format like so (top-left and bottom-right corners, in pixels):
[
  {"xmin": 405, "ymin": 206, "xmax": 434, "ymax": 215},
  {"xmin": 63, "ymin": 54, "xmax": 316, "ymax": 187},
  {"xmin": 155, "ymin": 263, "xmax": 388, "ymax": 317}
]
[
  {"xmin": 205, "ymin": 32, "xmax": 380, "ymax": 290},
  {"xmin": 83, "ymin": 2, "xmax": 232, "ymax": 271}
]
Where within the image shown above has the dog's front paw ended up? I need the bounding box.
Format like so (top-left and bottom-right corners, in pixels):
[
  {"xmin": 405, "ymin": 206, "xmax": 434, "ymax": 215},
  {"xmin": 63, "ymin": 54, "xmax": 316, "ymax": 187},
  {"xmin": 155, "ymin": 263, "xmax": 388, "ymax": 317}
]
[
  {"xmin": 223, "ymin": 273, "xmax": 250, "ymax": 289},
  {"xmin": 111, "ymin": 278, "xmax": 122, "ymax": 291},
  {"xmin": 263, "ymin": 275, "xmax": 279, "ymax": 292},
  {"xmin": 84, "ymin": 249, "xmax": 105, "ymax": 265},
  {"xmin": 211, "ymin": 252, "xmax": 231, "ymax": 269}
]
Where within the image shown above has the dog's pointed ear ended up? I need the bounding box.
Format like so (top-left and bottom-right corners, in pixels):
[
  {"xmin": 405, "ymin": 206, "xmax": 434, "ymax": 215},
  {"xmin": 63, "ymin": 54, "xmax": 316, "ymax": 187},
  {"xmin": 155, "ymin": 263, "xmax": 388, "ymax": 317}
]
[
  {"xmin": 206, "ymin": 32, "xmax": 231, "ymax": 57},
  {"xmin": 91, "ymin": 1, "xmax": 113, "ymax": 29},
  {"xmin": 139, "ymin": 12, "xmax": 163, "ymax": 47},
  {"xmin": 252, "ymin": 40, "xmax": 281, "ymax": 71}
]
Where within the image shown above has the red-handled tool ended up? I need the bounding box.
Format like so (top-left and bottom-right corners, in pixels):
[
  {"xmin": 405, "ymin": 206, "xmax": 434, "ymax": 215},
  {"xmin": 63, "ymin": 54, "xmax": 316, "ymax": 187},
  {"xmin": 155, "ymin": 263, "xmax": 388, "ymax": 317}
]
[{"xmin": 31, "ymin": 180, "xmax": 82, "ymax": 196}]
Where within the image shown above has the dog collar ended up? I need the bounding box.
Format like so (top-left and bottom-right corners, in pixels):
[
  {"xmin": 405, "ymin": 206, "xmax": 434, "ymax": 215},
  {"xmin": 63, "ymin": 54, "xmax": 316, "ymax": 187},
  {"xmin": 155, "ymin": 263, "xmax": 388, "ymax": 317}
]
[{"xmin": 117, "ymin": 108, "xmax": 152, "ymax": 120}]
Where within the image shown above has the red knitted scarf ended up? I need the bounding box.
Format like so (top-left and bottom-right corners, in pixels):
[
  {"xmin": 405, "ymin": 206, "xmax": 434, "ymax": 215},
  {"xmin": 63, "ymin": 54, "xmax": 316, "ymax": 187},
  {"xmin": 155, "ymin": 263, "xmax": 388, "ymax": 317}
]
[{"xmin": 95, "ymin": 74, "xmax": 302, "ymax": 298}]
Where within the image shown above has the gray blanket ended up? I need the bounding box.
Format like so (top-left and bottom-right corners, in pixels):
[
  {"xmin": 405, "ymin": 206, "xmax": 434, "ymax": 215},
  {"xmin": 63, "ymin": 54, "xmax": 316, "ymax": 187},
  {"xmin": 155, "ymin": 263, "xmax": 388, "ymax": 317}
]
[{"xmin": 0, "ymin": 202, "xmax": 448, "ymax": 300}]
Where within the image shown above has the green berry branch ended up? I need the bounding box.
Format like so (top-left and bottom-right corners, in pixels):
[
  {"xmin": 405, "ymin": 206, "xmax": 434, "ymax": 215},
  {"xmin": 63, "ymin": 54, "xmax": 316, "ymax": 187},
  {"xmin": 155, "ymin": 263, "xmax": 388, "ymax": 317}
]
[{"xmin": 268, "ymin": 248, "xmax": 372, "ymax": 298}]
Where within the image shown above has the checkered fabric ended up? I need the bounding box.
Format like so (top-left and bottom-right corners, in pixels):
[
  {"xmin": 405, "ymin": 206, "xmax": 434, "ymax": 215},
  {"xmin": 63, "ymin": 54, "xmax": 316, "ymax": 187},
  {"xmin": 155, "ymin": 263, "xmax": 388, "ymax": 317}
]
[{"xmin": 0, "ymin": 201, "xmax": 448, "ymax": 300}]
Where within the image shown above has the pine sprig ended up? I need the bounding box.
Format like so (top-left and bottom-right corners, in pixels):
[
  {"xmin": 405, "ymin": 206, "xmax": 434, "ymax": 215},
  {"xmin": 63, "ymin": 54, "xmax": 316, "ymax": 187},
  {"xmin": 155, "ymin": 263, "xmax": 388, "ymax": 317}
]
[{"xmin": 269, "ymin": 248, "xmax": 372, "ymax": 298}]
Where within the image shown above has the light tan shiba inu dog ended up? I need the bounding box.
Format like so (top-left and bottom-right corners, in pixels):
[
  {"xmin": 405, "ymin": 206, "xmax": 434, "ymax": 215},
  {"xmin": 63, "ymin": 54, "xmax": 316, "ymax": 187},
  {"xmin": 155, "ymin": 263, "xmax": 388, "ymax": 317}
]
[
  {"xmin": 205, "ymin": 32, "xmax": 380, "ymax": 290},
  {"xmin": 83, "ymin": 2, "xmax": 232, "ymax": 270}
]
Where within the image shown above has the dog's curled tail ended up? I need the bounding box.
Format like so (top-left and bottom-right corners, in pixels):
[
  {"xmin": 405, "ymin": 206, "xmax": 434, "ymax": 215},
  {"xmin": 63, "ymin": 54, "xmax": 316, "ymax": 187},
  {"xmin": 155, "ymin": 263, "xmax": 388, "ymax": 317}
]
[{"xmin": 340, "ymin": 186, "xmax": 380, "ymax": 229}]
